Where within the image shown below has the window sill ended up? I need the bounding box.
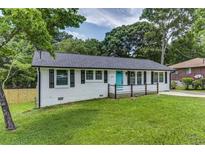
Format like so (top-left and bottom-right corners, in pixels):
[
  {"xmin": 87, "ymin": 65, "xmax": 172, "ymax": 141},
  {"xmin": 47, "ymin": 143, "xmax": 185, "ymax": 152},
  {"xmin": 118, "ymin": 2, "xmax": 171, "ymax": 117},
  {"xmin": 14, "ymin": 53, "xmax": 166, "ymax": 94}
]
[{"xmin": 55, "ymin": 85, "xmax": 69, "ymax": 89}]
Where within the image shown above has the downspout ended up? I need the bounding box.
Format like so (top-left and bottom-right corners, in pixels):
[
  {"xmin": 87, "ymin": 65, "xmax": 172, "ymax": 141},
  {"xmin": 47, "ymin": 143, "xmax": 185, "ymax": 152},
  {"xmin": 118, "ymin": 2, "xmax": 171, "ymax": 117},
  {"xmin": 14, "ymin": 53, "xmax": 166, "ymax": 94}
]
[{"xmin": 38, "ymin": 67, "xmax": 41, "ymax": 108}]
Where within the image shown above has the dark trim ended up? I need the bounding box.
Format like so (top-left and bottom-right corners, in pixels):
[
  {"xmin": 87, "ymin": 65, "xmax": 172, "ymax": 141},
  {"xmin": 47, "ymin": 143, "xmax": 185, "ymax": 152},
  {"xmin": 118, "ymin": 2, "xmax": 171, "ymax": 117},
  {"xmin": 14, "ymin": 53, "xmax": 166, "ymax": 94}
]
[
  {"xmin": 38, "ymin": 67, "xmax": 41, "ymax": 108},
  {"xmin": 104, "ymin": 70, "xmax": 108, "ymax": 83},
  {"xmin": 32, "ymin": 65, "xmax": 174, "ymax": 71},
  {"xmin": 49, "ymin": 69, "xmax": 54, "ymax": 88},
  {"xmin": 127, "ymin": 71, "xmax": 130, "ymax": 85},
  {"xmin": 144, "ymin": 71, "xmax": 147, "ymax": 84},
  {"xmin": 165, "ymin": 71, "xmax": 168, "ymax": 84},
  {"xmin": 114, "ymin": 84, "xmax": 117, "ymax": 99},
  {"xmin": 70, "ymin": 69, "xmax": 75, "ymax": 87},
  {"xmin": 81, "ymin": 70, "xmax": 85, "ymax": 84},
  {"xmin": 151, "ymin": 71, "xmax": 154, "ymax": 84}
]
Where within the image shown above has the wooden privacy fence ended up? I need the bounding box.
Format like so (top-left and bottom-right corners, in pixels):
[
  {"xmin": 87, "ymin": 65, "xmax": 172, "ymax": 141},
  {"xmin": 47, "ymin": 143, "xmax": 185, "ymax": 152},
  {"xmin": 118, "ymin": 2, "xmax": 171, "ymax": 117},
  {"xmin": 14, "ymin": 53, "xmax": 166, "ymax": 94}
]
[
  {"xmin": 4, "ymin": 88, "xmax": 36, "ymax": 104},
  {"xmin": 108, "ymin": 83, "xmax": 159, "ymax": 99}
]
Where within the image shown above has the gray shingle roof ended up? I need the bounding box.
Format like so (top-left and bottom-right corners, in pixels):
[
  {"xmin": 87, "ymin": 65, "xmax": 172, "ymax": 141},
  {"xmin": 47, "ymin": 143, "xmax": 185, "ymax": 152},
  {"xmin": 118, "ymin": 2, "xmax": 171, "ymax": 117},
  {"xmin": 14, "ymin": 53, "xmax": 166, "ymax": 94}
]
[{"xmin": 32, "ymin": 51, "xmax": 174, "ymax": 71}]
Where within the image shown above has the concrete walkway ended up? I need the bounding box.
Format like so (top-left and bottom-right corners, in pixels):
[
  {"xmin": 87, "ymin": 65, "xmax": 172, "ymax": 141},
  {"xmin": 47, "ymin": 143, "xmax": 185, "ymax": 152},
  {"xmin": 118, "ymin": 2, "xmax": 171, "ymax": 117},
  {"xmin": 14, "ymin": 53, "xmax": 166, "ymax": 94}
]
[{"xmin": 160, "ymin": 90, "xmax": 205, "ymax": 98}]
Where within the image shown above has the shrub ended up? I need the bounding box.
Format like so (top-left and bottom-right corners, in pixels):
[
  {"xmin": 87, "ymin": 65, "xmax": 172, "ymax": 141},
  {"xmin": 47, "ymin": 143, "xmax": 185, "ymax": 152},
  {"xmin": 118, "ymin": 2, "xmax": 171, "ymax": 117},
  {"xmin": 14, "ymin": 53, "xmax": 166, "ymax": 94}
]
[
  {"xmin": 192, "ymin": 79, "xmax": 202, "ymax": 90},
  {"xmin": 171, "ymin": 81, "xmax": 177, "ymax": 89},
  {"xmin": 201, "ymin": 78, "xmax": 205, "ymax": 89},
  {"xmin": 181, "ymin": 77, "xmax": 193, "ymax": 90}
]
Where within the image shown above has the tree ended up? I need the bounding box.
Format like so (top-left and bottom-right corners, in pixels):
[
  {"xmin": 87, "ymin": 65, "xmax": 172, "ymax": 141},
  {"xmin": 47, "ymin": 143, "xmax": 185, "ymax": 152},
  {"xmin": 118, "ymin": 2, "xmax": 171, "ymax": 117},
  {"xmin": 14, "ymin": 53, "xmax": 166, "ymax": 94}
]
[
  {"xmin": 167, "ymin": 31, "xmax": 204, "ymax": 65},
  {"xmin": 54, "ymin": 38, "xmax": 103, "ymax": 55},
  {"xmin": 0, "ymin": 8, "xmax": 85, "ymax": 130},
  {"xmin": 38, "ymin": 9, "xmax": 85, "ymax": 37},
  {"xmin": 192, "ymin": 9, "xmax": 205, "ymax": 52},
  {"xmin": 102, "ymin": 21, "xmax": 162, "ymax": 62},
  {"xmin": 0, "ymin": 9, "xmax": 52, "ymax": 130},
  {"xmin": 140, "ymin": 8, "xmax": 194, "ymax": 64},
  {"xmin": 53, "ymin": 31, "xmax": 73, "ymax": 43}
]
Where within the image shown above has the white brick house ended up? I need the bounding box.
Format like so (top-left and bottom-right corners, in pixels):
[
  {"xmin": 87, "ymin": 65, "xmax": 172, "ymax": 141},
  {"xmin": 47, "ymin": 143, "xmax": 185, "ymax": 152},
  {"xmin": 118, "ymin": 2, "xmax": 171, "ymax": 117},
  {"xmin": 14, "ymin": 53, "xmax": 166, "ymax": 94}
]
[{"xmin": 32, "ymin": 51, "xmax": 174, "ymax": 107}]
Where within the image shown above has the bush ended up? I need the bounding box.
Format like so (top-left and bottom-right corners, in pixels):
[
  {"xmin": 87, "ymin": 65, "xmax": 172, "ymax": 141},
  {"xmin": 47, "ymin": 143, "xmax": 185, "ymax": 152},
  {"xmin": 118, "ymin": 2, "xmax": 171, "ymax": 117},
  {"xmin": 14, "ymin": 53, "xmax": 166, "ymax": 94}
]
[
  {"xmin": 181, "ymin": 77, "xmax": 193, "ymax": 90},
  {"xmin": 192, "ymin": 79, "xmax": 202, "ymax": 90},
  {"xmin": 201, "ymin": 78, "xmax": 205, "ymax": 89},
  {"xmin": 171, "ymin": 81, "xmax": 177, "ymax": 89}
]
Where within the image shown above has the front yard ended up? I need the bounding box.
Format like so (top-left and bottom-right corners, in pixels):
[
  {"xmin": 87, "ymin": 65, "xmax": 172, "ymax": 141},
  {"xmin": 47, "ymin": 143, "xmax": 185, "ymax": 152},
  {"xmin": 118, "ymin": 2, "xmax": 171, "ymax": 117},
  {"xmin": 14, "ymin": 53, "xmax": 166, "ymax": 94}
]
[{"xmin": 1, "ymin": 95, "xmax": 205, "ymax": 144}]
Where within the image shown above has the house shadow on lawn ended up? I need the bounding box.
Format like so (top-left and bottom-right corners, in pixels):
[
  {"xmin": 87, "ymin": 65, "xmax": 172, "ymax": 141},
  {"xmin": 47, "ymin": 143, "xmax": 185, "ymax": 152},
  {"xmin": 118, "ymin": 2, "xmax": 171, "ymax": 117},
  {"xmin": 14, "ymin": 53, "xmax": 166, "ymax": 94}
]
[{"xmin": 16, "ymin": 107, "xmax": 99, "ymax": 144}]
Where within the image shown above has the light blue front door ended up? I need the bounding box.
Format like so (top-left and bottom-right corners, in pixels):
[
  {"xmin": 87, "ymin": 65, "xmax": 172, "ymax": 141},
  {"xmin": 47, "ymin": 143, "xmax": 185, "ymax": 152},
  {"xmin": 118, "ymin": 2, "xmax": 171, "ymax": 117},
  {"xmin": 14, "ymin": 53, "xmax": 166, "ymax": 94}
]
[{"xmin": 116, "ymin": 71, "xmax": 123, "ymax": 85}]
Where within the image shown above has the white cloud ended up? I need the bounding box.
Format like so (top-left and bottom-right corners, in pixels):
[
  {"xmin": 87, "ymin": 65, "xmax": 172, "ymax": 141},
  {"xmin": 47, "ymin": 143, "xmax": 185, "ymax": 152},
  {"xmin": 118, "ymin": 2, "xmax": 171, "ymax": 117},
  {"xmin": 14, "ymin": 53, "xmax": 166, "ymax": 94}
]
[
  {"xmin": 79, "ymin": 8, "xmax": 142, "ymax": 28},
  {"xmin": 66, "ymin": 30, "xmax": 88, "ymax": 40}
]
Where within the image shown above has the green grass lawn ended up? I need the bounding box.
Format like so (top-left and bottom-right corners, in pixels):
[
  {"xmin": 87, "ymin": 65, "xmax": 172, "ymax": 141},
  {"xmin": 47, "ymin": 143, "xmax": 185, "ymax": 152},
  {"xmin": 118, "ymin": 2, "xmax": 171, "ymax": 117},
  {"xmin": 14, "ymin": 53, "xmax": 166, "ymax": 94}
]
[{"xmin": 1, "ymin": 95, "xmax": 205, "ymax": 144}]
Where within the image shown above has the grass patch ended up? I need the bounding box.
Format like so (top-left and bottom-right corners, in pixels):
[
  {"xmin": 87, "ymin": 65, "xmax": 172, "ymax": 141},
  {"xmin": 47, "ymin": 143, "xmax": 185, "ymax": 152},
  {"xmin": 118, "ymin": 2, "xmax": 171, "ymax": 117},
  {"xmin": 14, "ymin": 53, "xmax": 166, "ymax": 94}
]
[{"xmin": 1, "ymin": 95, "xmax": 205, "ymax": 144}]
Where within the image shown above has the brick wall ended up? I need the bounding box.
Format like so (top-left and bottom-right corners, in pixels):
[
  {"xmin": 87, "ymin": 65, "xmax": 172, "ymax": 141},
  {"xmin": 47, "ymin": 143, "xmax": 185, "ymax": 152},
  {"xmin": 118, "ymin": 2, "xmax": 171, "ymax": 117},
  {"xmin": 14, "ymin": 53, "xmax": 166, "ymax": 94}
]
[{"xmin": 171, "ymin": 67, "xmax": 205, "ymax": 81}]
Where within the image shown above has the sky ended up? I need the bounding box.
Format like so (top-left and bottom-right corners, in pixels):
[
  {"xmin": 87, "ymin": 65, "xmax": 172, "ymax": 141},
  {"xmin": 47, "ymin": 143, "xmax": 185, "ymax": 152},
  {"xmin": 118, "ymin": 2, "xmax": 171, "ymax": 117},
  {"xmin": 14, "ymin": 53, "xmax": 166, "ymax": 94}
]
[{"xmin": 66, "ymin": 8, "xmax": 143, "ymax": 41}]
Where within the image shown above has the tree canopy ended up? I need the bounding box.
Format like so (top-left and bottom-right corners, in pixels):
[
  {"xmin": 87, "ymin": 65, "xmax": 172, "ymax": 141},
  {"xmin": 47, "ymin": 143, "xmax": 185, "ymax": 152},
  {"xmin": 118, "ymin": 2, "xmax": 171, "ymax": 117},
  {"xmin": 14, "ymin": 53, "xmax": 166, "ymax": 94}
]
[
  {"xmin": 0, "ymin": 8, "xmax": 85, "ymax": 130},
  {"xmin": 140, "ymin": 8, "xmax": 194, "ymax": 64}
]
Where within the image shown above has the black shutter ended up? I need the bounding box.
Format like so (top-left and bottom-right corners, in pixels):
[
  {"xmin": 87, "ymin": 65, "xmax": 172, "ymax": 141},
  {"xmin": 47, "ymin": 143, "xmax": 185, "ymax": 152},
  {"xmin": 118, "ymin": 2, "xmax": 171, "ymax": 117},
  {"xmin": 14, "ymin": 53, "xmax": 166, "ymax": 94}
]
[
  {"xmin": 49, "ymin": 69, "xmax": 54, "ymax": 88},
  {"xmin": 81, "ymin": 70, "xmax": 85, "ymax": 84},
  {"xmin": 144, "ymin": 71, "xmax": 147, "ymax": 84},
  {"xmin": 70, "ymin": 70, "xmax": 75, "ymax": 87},
  {"xmin": 151, "ymin": 71, "xmax": 154, "ymax": 84},
  {"xmin": 104, "ymin": 70, "xmax": 108, "ymax": 83},
  {"xmin": 127, "ymin": 71, "xmax": 130, "ymax": 85},
  {"xmin": 165, "ymin": 72, "xmax": 167, "ymax": 84}
]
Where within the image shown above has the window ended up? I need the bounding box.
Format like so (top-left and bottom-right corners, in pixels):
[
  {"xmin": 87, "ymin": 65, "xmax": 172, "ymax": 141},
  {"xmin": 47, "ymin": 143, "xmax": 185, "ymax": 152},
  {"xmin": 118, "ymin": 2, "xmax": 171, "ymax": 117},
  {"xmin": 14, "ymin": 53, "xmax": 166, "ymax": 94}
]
[
  {"xmin": 56, "ymin": 70, "xmax": 68, "ymax": 86},
  {"xmin": 154, "ymin": 72, "xmax": 158, "ymax": 83},
  {"xmin": 159, "ymin": 72, "xmax": 164, "ymax": 83},
  {"xmin": 130, "ymin": 72, "xmax": 135, "ymax": 85},
  {"xmin": 185, "ymin": 68, "xmax": 191, "ymax": 75},
  {"xmin": 86, "ymin": 70, "xmax": 94, "ymax": 80},
  {"xmin": 137, "ymin": 72, "xmax": 142, "ymax": 85},
  {"xmin": 70, "ymin": 70, "xmax": 75, "ymax": 87},
  {"xmin": 95, "ymin": 71, "xmax": 102, "ymax": 80}
]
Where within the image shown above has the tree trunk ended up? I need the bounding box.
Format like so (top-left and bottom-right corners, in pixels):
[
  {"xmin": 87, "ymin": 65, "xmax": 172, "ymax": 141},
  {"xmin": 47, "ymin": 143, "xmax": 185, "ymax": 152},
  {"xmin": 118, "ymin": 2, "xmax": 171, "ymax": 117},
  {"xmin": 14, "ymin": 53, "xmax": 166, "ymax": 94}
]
[
  {"xmin": 0, "ymin": 85, "xmax": 16, "ymax": 130},
  {"xmin": 160, "ymin": 35, "xmax": 167, "ymax": 65}
]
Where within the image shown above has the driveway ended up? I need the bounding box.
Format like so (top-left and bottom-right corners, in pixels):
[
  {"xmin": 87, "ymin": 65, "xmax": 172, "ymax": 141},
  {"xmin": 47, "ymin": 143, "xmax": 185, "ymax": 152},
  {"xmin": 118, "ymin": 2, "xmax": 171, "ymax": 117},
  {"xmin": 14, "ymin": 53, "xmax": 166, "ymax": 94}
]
[{"xmin": 160, "ymin": 90, "xmax": 205, "ymax": 98}]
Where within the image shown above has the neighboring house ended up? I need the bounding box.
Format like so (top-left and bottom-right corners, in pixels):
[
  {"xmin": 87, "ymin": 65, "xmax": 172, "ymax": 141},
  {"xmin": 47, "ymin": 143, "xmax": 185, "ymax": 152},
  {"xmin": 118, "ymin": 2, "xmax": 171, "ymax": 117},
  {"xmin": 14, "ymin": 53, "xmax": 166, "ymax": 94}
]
[
  {"xmin": 32, "ymin": 51, "xmax": 173, "ymax": 107},
  {"xmin": 170, "ymin": 58, "xmax": 205, "ymax": 82}
]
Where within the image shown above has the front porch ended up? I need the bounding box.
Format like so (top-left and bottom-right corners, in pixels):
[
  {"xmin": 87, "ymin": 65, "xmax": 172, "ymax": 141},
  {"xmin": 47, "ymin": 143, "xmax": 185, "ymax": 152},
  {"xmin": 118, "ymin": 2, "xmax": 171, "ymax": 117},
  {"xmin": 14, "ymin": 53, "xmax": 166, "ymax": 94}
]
[{"xmin": 108, "ymin": 83, "xmax": 159, "ymax": 99}]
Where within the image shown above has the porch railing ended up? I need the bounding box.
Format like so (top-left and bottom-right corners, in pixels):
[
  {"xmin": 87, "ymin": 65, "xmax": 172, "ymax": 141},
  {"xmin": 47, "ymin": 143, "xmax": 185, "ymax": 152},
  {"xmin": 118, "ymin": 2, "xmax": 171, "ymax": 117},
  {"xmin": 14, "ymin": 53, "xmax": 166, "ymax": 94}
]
[{"xmin": 108, "ymin": 83, "xmax": 159, "ymax": 99}]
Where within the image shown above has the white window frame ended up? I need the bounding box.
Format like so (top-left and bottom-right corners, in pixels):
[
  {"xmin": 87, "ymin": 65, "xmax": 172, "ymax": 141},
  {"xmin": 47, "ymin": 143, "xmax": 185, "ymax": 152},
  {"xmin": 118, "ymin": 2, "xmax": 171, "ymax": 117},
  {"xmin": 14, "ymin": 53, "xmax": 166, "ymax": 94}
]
[
  {"xmin": 159, "ymin": 72, "xmax": 164, "ymax": 83},
  {"xmin": 130, "ymin": 71, "xmax": 136, "ymax": 85},
  {"xmin": 86, "ymin": 70, "xmax": 94, "ymax": 80},
  {"xmin": 136, "ymin": 71, "xmax": 142, "ymax": 85},
  {"xmin": 95, "ymin": 70, "xmax": 103, "ymax": 80},
  {"xmin": 185, "ymin": 68, "xmax": 191, "ymax": 75},
  {"xmin": 55, "ymin": 69, "xmax": 69, "ymax": 88},
  {"xmin": 154, "ymin": 72, "xmax": 159, "ymax": 83},
  {"xmin": 85, "ymin": 69, "xmax": 104, "ymax": 82}
]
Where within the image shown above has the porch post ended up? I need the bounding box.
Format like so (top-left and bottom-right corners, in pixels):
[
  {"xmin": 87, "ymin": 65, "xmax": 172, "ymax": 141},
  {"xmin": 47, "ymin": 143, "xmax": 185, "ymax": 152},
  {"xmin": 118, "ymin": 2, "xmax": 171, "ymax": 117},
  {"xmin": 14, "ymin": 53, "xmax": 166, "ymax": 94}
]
[
  {"xmin": 108, "ymin": 84, "xmax": 110, "ymax": 98},
  {"xmin": 131, "ymin": 84, "xmax": 133, "ymax": 97},
  {"xmin": 114, "ymin": 84, "xmax": 117, "ymax": 99},
  {"xmin": 145, "ymin": 83, "xmax": 147, "ymax": 95},
  {"xmin": 157, "ymin": 82, "xmax": 159, "ymax": 94}
]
